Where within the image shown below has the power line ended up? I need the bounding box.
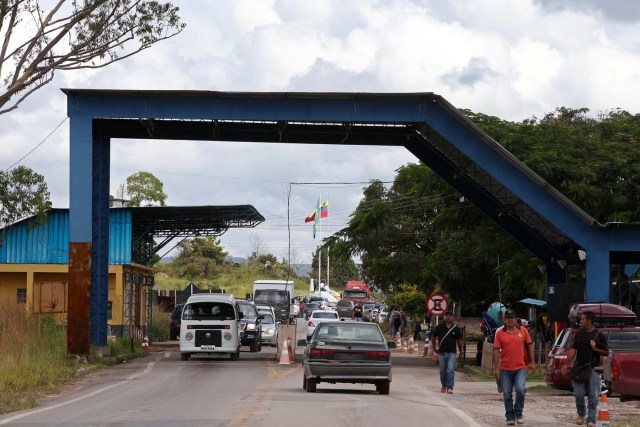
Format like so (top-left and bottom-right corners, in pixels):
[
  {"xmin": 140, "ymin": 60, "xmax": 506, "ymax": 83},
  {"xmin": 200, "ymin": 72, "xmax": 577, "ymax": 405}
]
[{"xmin": 4, "ymin": 117, "xmax": 68, "ymax": 172}]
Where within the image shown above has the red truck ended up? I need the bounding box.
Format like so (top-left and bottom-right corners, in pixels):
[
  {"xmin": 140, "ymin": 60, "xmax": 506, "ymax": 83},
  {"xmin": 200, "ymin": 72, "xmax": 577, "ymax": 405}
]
[
  {"xmin": 603, "ymin": 328, "xmax": 640, "ymax": 399},
  {"xmin": 341, "ymin": 281, "xmax": 371, "ymax": 303}
]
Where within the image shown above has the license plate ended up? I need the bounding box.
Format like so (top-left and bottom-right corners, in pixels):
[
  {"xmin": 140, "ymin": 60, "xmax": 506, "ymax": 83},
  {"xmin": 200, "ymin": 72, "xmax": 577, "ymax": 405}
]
[{"xmin": 201, "ymin": 345, "xmax": 216, "ymax": 350}]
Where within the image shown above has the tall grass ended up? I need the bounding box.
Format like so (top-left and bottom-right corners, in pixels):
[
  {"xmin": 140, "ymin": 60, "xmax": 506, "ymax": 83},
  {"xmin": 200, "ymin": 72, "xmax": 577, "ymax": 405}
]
[
  {"xmin": 150, "ymin": 307, "xmax": 170, "ymax": 342},
  {"xmin": 0, "ymin": 302, "xmax": 76, "ymax": 414}
]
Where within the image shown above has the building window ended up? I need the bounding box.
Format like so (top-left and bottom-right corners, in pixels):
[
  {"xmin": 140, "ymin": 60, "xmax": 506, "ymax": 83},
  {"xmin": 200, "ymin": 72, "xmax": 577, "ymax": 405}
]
[
  {"xmin": 17, "ymin": 288, "xmax": 27, "ymax": 304},
  {"xmin": 108, "ymin": 301, "xmax": 113, "ymax": 320}
]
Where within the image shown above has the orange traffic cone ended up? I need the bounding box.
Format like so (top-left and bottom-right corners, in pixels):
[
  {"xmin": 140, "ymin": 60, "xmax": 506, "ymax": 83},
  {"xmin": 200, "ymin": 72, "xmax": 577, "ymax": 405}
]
[
  {"xmin": 141, "ymin": 336, "xmax": 149, "ymax": 354},
  {"xmin": 408, "ymin": 337, "xmax": 415, "ymax": 353},
  {"xmin": 287, "ymin": 337, "xmax": 294, "ymax": 363},
  {"xmin": 596, "ymin": 393, "xmax": 610, "ymax": 427},
  {"xmin": 279, "ymin": 339, "xmax": 292, "ymax": 365}
]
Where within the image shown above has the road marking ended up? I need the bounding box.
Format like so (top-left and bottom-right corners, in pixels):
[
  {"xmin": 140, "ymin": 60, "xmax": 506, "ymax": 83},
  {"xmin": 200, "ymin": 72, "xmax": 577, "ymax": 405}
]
[{"xmin": 0, "ymin": 361, "xmax": 155, "ymax": 425}]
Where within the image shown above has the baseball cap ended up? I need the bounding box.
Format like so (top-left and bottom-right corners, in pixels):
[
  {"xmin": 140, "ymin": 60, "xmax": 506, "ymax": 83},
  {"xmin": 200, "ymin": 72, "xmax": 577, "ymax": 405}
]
[{"xmin": 504, "ymin": 309, "xmax": 518, "ymax": 318}]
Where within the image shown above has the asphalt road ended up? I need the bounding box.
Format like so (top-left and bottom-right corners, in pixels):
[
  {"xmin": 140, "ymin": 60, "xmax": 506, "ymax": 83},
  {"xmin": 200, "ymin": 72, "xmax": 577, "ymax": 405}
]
[{"xmin": 1, "ymin": 339, "xmax": 638, "ymax": 426}]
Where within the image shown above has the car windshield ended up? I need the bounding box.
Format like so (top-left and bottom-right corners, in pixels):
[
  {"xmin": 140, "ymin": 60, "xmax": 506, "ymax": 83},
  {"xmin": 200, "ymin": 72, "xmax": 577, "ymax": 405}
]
[
  {"xmin": 313, "ymin": 312, "xmax": 338, "ymax": 319},
  {"xmin": 314, "ymin": 323, "xmax": 385, "ymax": 342},
  {"xmin": 337, "ymin": 301, "xmax": 352, "ymax": 307},
  {"xmin": 183, "ymin": 302, "xmax": 234, "ymax": 320},
  {"xmin": 238, "ymin": 303, "xmax": 256, "ymax": 318},
  {"xmin": 254, "ymin": 290, "xmax": 287, "ymax": 305},
  {"xmin": 261, "ymin": 313, "xmax": 275, "ymax": 323},
  {"xmin": 343, "ymin": 290, "xmax": 366, "ymax": 299},
  {"xmin": 363, "ymin": 304, "xmax": 375, "ymax": 310},
  {"xmin": 305, "ymin": 303, "xmax": 319, "ymax": 310}
]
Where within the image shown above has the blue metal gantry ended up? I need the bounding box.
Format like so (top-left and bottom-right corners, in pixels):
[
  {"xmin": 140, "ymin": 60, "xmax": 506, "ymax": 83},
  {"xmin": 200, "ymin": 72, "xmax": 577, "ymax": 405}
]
[{"xmin": 64, "ymin": 90, "xmax": 640, "ymax": 352}]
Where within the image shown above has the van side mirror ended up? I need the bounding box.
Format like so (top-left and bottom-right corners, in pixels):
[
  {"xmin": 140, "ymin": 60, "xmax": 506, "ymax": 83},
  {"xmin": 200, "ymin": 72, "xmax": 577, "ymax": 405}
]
[
  {"xmin": 238, "ymin": 313, "xmax": 243, "ymax": 319},
  {"xmin": 297, "ymin": 339, "xmax": 308, "ymax": 346}
]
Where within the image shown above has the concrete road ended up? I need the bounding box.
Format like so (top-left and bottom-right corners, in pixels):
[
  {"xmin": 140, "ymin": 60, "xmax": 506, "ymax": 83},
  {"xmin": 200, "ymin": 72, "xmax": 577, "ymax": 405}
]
[{"xmin": 1, "ymin": 342, "xmax": 638, "ymax": 426}]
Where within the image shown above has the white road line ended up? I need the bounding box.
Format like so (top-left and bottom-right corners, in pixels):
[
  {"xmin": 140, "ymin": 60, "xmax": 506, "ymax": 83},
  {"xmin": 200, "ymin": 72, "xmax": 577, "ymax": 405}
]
[
  {"xmin": 429, "ymin": 393, "xmax": 484, "ymax": 427},
  {"xmin": 0, "ymin": 361, "xmax": 155, "ymax": 425}
]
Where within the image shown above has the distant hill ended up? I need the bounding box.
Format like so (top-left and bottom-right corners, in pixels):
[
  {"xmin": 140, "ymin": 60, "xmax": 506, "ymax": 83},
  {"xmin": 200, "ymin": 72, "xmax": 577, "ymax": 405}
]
[{"xmin": 226, "ymin": 256, "xmax": 247, "ymax": 264}]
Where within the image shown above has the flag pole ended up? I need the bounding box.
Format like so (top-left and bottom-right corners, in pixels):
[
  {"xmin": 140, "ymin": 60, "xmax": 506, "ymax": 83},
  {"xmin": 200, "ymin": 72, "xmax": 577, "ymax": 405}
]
[
  {"xmin": 318, "ymin": 194, "xmax": 321, "ymax": 292},
  {"xmin": 327, "ymin": 246, "xmax": 330, "ymax": 289}
]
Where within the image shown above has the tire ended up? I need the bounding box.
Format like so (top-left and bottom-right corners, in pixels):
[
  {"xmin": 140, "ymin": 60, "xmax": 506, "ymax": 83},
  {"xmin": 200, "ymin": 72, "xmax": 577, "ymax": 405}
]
[
  {"xmin": 250, "ymin": 339, "xmax": 259, "ymax": 353},
  {"xmin": 305, "ymin": 376, "xmax": 316, "ymax": 392},
  {"xmin": 376, "ymin": 380, "xmax": 390, "ymax": 395},
  {"xmin": 230, "ymin": 348, "xmax": 240, "ymax": 361},
  {"xmin": 303, "ymin": 374, "xmax": 307, "ymax": 390},
  {"xmin": 180, "ymin": 352, "xmax": 190, "ymax": 361}
]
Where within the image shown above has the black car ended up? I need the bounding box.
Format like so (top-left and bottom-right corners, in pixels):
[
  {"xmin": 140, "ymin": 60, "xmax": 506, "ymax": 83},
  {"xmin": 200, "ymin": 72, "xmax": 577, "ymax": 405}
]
[
  {"xmin": 237, "ymin": 300, "xmax": 264, "ymax": 352},
  {"xmin": 169, "ymin": 304, "xmax": 184, "ymax": 340},
  {"xmin": 303, "ymin": 302, "xmax": 321, "ymax": 319},
  {"xmin": 336, "ymin": 300, "xmax": 354, "ymax": 319}
]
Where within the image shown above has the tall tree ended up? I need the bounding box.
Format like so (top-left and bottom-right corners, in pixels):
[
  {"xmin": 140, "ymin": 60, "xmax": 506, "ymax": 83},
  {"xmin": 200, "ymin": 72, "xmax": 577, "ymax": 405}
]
[
  {"xmin": 0, "ymin": 165, "xmax": 51, "ymax": 242},
  {"xmin": 125, "ymin": 171, "xmax": 167, "ymax": 206},
  {"xmin": 174, "ymin": 236, "xmax": 228, "ymax": 280},
  {"xmin": 0, "ymin": 0, "xmax": 185, "ymax": 114}
]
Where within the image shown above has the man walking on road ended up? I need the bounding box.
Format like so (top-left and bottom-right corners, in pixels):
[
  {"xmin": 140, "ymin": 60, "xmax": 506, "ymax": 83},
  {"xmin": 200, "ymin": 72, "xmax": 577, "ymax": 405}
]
[
  {"xmin": 493, "ymin": 308, "xmax": 535, "ymax": 425},
  {"xmin": 432, "ymin": 310, "xmax": 463, "ymax": 394},
  {"xmin": 560, "ymin": 311, "xmax": 608, "ymax": 427}
]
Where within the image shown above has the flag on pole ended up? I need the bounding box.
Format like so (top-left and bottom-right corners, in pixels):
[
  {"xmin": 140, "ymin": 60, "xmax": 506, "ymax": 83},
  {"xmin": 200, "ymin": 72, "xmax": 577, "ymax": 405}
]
[
  {"xmin": 313, "ymin": 197, "xmax": 320, "ymax": 238},
  {"xmin": 304, "ymin": 210, "xmax": 316, "ymax": 223},
  {"xmin": 320, "ymin": 200, "xmax": 329, "ymax": 218}
]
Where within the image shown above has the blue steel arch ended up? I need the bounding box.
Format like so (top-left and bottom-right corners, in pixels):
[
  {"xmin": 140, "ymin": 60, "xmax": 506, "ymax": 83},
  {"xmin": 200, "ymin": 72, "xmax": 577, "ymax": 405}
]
[{"xmin": 64, "ymin": 89, "xmax": 640, "ymax": 353}]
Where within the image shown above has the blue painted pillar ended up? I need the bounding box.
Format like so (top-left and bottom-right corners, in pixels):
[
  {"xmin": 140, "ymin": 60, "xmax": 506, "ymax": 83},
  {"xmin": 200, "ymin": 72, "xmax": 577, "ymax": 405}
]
[
  {"xmin": 68, "ymin": 113, "xmax": 93, "ymax": 354},
  {"xmin": 585, "ymin": 250, "xmax": 610, "ymax": 302},
  {"xmin": 91, "ymin": 132, "xmax": 110, "ymax": 347}
]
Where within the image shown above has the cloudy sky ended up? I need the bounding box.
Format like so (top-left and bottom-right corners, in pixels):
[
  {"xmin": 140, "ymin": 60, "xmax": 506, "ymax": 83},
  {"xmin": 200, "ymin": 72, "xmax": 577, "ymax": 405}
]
[{"xmin": 2, "ymin": 0, "xmax": 640, "ymax": 264}]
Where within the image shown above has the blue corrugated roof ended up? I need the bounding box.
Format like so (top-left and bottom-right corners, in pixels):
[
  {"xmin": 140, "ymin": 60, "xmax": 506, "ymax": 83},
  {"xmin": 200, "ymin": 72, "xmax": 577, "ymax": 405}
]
[{"xmin": 0, "ymin": 209, "xmax": 132, "ymax": 264}]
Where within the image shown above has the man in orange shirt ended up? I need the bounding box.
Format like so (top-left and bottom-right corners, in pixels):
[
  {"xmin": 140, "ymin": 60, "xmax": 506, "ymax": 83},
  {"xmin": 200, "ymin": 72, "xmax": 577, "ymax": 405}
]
[{"xmin": 493, "ymin": 309, "xmax": 535, "ymax": 425}]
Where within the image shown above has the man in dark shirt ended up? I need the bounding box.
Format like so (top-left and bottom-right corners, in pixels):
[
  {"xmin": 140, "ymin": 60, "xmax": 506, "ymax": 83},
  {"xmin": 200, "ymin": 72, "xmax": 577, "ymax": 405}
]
[
  {"xmin": 561, "ymin": 311, "xmax": 608, "ymax": 427},
  {"xmin": 432, "ymin": 311, "xmax": 463, "ymax": 394}
]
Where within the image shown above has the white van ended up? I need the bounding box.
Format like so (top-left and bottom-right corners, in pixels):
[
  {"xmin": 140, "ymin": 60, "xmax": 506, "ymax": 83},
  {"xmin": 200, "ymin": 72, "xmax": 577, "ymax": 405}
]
[{"xmin": 179, "ymin": 294, "xmax": 243, "ymax": 361}]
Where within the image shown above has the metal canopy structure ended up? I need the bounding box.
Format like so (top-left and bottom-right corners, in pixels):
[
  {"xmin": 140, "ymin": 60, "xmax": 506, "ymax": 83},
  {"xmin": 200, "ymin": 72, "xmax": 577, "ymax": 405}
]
[
  {"xmin": 128, "ymin": 205, "xmax": 264, "ymax": 265},
  {"xmin": 64, "ymin": 89, "xmax": 640, "ymax": 353}
]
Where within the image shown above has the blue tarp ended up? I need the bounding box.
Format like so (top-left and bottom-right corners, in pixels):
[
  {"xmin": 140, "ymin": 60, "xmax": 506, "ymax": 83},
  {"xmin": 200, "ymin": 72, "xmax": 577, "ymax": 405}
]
[{"xmin": 517, "ymin": 298, "xmax": 547, "ymax": 307}]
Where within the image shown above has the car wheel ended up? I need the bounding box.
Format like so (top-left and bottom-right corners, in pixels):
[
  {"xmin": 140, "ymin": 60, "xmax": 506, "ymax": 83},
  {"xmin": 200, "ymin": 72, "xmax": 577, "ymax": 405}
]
[
  {"xmin": 250, "ymin": 339, "xmax": 259, "ymax": 353},
  {"xmin": 376, "ymin": 380, "xmax": 390, "ymax": 395},
  {"xmin": 257, "ymin": 338, "xmax": 262, "ymax": 352},
  {"xmin": 305, "ymin": 376, "xmax": 316, "ymax": 393},
  {"xmin": 599, "ymin": 373, "xmax": 612, "ymax": 396},
  {"xmin": 303, "ymin": 374, "xmax": 307, "ymax": 390},
  {"xmin": 180, "ymin": 352, "xmax": 190, "ymax": 361},
  {"xmin": 230, "ymin": 348, "xmax": 240, "ymax": 361}
]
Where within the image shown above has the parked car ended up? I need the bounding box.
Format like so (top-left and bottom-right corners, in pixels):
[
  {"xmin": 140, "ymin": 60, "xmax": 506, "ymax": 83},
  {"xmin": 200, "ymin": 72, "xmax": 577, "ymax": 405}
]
[
  {"xmin": 602, "ymin": 329, "xmax": 640, "ymax": 398},
  {"xmin": 303, "ymin": 302, "xmax": 321, "ymax": 319},
  {"xmin": 336, "ymin": 299, "xmax": 355, "ymax": 319},
  {"xmin": 307, "ymin": 309, "xmax": 340, "ymax": 339},
  {"xmin": 259, "ymin": 310, "xmax": 279, "ymax": 347},
  {"xmin": 298, "ymin": 321, "xmax": 396, "ymax": 394},
  {"xmin": 170, "ymin": 303, "xmax": 184, "ymax": 340},
  {"xmin": 362, "ymin": 303, "xmax": 377, "ymax": 322},
  {"xmin": 544, "ymin": 303, "xmax": 638, "ymax": 392},
  {"xmin": 237, "ymin": 300, "xmax": 264, "ymax": 352},
  {"xmin": 377, "ymin": 306, "xmax": 388, "ymax": 324}
]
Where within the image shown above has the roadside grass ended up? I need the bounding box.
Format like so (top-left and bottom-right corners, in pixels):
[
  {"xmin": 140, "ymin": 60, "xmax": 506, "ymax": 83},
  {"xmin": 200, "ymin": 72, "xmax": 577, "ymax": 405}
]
[
  {"xmin": 462, "ymin": 365, "xmax": 545, "ymax": 382},
  {"xmin": 0, "ymin": 302, "xmax": 147, "ymax": 415},
  {"xmin": 613, "ymin": 420, "xmax": 640, "ymax": 427},
  {"xmin": 0, "ymin": 303, "xmax": 77, "ymax": 415},
  {"xmin": 149, "ymin": 308, "xmax": 170, "ymax": 342}
]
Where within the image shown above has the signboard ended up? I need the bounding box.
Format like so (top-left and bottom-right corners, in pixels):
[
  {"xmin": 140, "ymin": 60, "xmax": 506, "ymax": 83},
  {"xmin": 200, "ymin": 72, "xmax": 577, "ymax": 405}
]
[{"xmin": 426, "ymin": 293, "xmax": 448, "ymax": 316}]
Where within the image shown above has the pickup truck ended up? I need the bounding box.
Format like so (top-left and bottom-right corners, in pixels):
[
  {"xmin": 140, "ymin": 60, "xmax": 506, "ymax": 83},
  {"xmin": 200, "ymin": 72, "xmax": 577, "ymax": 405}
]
[{"xmin": 603, "ymin": 329, "xmax": 640, "ymax": 399}]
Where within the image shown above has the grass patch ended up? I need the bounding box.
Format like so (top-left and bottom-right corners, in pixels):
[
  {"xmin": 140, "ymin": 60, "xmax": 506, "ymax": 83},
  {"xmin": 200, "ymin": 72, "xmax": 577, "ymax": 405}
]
[
  {"xmin": 527, "ymin": 384, "xmax": 572, "ymax": 394},
  {"xmin": 613, "ymin": 421, "xmax": 640, "ymax": 427},
  {"xmin": 0, "ymin": 303, "xmax": 78, "ymax": 415},
  {"xmin": 463, "ymin": 365, "xmax": 546, "ymax": 382},
  {"xmin": 150, "ymin": 308, "xmax": 170, "ymax": 342},
  {"xmin": 89, "ymin": 337, "xmax": 144, "ymax": 366}
]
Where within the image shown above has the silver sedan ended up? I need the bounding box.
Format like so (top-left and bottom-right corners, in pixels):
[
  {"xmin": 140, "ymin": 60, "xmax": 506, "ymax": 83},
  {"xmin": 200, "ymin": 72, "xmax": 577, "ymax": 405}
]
[{"xmin": 298, "ymin": 321, "xmax": 396, "ymax": 394}]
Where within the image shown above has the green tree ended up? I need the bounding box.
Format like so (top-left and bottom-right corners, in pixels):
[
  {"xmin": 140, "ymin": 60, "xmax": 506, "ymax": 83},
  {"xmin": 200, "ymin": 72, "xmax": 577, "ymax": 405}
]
[
  {"xmin": 125, "ymin": 171, "xmax": 167, "ymax": 206},
  {"xmin": 0, "ymin": 0, "xmax": 184, "ymax": 114},
  {"xmin": 174, "ymin": 236, "xmax": 228, "ymax": 279},
  {"xmin": 0, "ymin": 166, "xmax": 51, "ymax": 243},
  {"xmin": 386, "ymin": 284, "xmax": 427, "ymax": 320}
]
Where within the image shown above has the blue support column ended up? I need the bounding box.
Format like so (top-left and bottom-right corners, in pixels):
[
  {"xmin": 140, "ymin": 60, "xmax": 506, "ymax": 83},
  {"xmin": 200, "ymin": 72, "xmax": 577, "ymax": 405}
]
[
  {"xmin": 585, "ymin": 250, "xmax": 610, "ymax": 302},
  {"xmin": 91, "ymin": 132, "xmax": 110, "ymax": 347}
]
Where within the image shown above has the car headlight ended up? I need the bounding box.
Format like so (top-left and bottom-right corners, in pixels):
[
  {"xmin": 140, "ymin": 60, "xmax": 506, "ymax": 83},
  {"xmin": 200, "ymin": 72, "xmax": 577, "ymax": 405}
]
[
  {"xmin": 185, "ymin": 332, "xmax": 194, "ymax": 341},
  {"xmin": 246, "ymin": 323, "xmax": 256, "ymax": 331},
  {"xmin": 264, "ymin": 329, "xmax": 274, "ymax": 334},
  {"xmin": 224, "ymin": 332, "xmax": 233, "ymax": 341}
]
